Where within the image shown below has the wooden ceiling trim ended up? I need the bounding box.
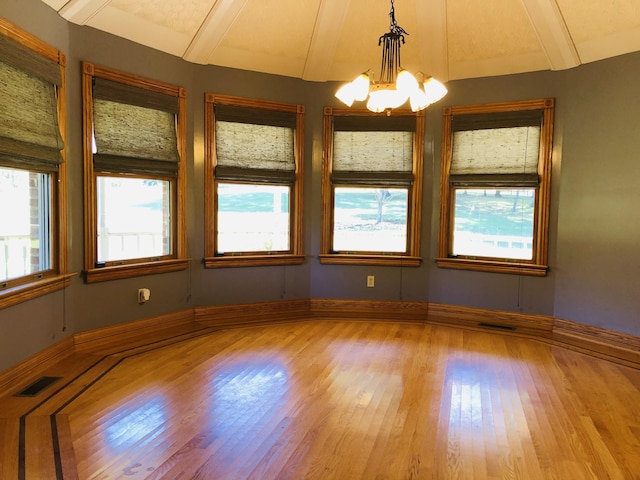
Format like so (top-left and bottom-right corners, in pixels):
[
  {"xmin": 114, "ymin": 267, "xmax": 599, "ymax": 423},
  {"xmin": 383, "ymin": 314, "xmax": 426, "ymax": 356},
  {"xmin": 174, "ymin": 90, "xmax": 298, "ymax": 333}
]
[
  {"xmin": 519, "ymin": 0, "xmax": 581, "ymax": 70},
  {"xmin": 59, "ymin": 0, "xmax": 111, "ymax": 25},
  {"xmin": 183, "ymin": 0, "xmax": 249, "ymax": 65},
  {"xmin": 302, "ymin": 0, "xmax": 351, "ymax": 82}
]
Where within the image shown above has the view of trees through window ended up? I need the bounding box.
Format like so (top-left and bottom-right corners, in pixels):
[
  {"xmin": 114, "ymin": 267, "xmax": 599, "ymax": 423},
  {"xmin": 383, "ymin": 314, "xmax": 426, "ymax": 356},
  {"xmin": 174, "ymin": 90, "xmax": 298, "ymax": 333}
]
[
  {"xmin": 452, "ymin": 188, "xmax": 535, "ymax": 260},
  {"xmin": 333, "ymin": 187, "xmax": 408, "ymax": 253},
  {"xmin": 96, "ymin": 176, "xmax": 171, "ymax": 263},
  {"xmin": 217, "ymin": 183, "xmax": 290, "ymax": 253},
  {"xmin": 0, "ymin": 167, "xmax": 51, "ymax": 281}
]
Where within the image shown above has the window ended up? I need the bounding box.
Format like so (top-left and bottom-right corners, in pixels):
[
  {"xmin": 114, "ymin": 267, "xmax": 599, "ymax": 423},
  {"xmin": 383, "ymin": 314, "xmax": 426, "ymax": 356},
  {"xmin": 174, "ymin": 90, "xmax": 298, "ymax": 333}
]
[
  {"xmin": 82, "ymin": 63, "xmax": 188, "ymax": 283},
  {"xmin": 437, "ymin": 99, "xmax": 555, "ymax": 276},
  {"xmin": 204, "ymin": 94, "xmax": 304, "ymax": 268},
  {"xmin": 0, "ymin": 19, "xmax": 70, "ymax": 309},
  {"xmin": 320, "ymin": 108, "xmax": 424, "ymax": 266}
]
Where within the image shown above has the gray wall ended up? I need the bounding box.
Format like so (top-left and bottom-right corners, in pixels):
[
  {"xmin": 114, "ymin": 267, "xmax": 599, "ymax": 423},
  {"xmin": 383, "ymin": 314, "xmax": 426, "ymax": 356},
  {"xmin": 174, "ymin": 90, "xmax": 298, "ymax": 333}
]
[{"xmin": 1, "ymin": 0, "xmax": 639, "ymax": 373}]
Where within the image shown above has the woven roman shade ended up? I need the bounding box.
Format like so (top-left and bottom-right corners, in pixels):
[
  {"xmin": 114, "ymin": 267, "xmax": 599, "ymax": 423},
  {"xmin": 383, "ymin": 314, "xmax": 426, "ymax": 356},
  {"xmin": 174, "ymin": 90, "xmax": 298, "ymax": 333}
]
[
  {"xmin": 0, "ymin": 35, "xmax": 63, "ymax": 172},
  {"xmin": 214, "ymin": 104, "xmax": 296, "ymax": 183},
  {"xmin": 332, "ymin": 115, "xmax": 415, "ymax": 186},
  {"xmin": 0, "ymin": 34, "xmax": 61, "ymax": 85},
  {"xmin": 92, "ymin": 78, "xmax": 180, "ymax": 176},
  {"xmin": 450, "ymin": 110, "xmax": 542, "ymax": 187}
]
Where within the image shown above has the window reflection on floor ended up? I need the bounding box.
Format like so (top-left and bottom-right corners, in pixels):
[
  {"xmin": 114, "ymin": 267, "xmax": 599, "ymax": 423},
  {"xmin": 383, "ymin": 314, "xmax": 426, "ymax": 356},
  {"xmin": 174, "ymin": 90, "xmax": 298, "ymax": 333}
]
[
  {"xmin": 444, "ymin": 357, "xmax": 512, "ymax": 451},
  {"xmin": 212, "ymin": 360, "xmax": 289, "ymax": 430},
  {"xmin": 104, "ymin": 396, "xmax": 167, "ymax": 449},
  {"xmin": 448, "ymin": 363, "xmax": 484, "ymax": 427},
  {"xmin": 326, "ymin": 340, "xmax": 404, "ymax": 411}
]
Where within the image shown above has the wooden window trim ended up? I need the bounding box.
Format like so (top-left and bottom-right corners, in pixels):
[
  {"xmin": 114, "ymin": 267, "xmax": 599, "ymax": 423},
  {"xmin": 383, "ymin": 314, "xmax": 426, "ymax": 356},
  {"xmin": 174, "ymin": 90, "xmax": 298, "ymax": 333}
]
[
  {"xmin": 0, "ymin": 18, "xmax": 71, "ymax": 309},
  {"xmin": 320, "ymin": 107, "xmax": 424, "ymax": 267},
  {"xmin": 82, "ymin": 62, "xmax": 188, "ymax": 283},
  {"xmin": 203, "ymin": 94, "xmax": 305, "ymax": 268},
  {"xmin": 0, "ymin": 274, "xmax": 75, "ymax": 310},
  {"xmin": 436, "ymin": 98, "xmax": 555, "ymax": 276}
]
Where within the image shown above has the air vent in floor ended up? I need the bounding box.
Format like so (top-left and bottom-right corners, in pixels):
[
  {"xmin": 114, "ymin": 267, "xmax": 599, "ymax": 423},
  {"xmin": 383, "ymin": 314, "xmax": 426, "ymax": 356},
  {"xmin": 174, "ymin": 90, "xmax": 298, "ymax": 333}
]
[
  {"xmin": 478, "ymin": 322, "xmax": 516, "ymax": 331},
  {"xmin": 14, "ymin": 376, "xmax": 62, "ymax": 397}
]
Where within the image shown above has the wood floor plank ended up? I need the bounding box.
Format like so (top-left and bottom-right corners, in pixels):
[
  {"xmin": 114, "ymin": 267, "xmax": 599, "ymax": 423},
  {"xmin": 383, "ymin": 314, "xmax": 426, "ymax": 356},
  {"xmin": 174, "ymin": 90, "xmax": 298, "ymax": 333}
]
[
  {"xmin": 1, "ymin": 319, "xmax": 640, "ymax": 479},
  {"xmin": 0, "ymin": 417, "xmax": 20, "ymax": 479}
]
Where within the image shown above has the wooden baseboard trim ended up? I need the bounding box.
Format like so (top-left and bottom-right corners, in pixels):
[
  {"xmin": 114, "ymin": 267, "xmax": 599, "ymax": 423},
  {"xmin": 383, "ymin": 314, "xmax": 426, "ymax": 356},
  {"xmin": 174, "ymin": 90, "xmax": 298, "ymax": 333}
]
[
  {"xmin": 551, "ymin": 318, "xmax": 640, "ymax": 368},
  {"xmin": 427, "ymin": 302, "xmax": 555, "ymax": 339},
  {"xmin": 0, "ymin": 336, "xmax": 74, "ymax": 393},
  {"xmin": 194, "ymin": 299, "xmax": 311, "ymax": 328},
  {"xmin": 73, "ymin": 309, "xmax": 197, "ymax": 353},
  {"xmin": 310, "ymin": 298, "xmax": 428, "ymax": 322},
  {"xmin": 2, "ymin": 300, "xmax": 638, "ymax": 388},
  {"xmin": 426, "ymin": 303, "xmax": 639, "ymax": 368}
]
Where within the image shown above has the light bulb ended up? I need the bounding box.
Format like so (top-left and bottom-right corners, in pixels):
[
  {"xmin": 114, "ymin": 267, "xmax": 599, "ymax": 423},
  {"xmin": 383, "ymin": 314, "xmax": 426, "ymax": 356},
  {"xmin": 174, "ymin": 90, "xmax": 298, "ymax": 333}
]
[
  {"xmin": 396, "ymin": 70, "xmax": 419, "ymax": 95},
  {"xmin": 367, "ymin": 86, "xmax": 407, "ymax": 112},
  {"xmin": 409, "ymin": 88, "xmax": 430, "ymax": 112},
  {"xmin": 335, "ymin": 82, "xmax": 357, "ymax": 106},
  {"xmin": 351, "ymin": 73, "xmax": 371, "ymax": 101},
  {"xmin": 423, "ymin": 77, "xmax": 448, "ymax": 104}
]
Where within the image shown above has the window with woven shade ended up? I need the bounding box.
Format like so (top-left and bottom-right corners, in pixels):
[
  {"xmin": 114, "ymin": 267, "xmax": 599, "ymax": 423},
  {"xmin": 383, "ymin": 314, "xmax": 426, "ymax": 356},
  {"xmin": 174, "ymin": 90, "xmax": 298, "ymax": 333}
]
[
  {"xmin": 0, "ymin": 18, "xmax": 71, "ymax": 309},
  {"xmin": 82, "ymin": 62, "xmax": 188, "ymax": 283},
  {"xmin": 320, "ymin": 108, "xmax": 425, "ymax": 266},
  {"xmin": 204, "ymin": 94, "xmax": 304, "ymax": 268},
  {"xmin": 437, "ymin": 99, "xmax": 555, "ymax": 276}
]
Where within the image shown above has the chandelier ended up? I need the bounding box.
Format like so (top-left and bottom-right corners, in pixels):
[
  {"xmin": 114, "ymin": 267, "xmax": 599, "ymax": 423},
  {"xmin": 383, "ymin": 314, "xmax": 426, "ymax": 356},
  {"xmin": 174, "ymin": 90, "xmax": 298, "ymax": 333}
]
[{"xmin": 335, "ymin": 0, "xmax": 448, "ymax": 113}]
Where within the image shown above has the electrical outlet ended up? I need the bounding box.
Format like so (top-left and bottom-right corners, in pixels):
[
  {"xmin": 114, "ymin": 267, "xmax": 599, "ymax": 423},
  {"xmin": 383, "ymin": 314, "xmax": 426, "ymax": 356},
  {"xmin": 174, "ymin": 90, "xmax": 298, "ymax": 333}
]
[
  {"xmin": 367, "ymin": 275, "xmax": 375, "ymax": 287},
  {"xmin": 138, "ymin": 288, "xmax": 151, "ymax": 303}
]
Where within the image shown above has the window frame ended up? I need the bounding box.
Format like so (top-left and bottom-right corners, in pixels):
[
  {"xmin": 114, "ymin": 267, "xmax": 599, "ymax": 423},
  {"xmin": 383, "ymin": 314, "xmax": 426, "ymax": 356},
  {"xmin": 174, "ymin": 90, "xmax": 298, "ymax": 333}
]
[
  {"xmin": 0, "ymin": 18, "xmax": 72, "ymax": 309},
  {"xmin": 82, "ymin": 62, "xmax": 188, "ymax": 283},
  {"xmin": 437, "ymin": 98, "xmax": 555, "ymax": 276},
  {"xmin": 203, "ymin": 94, "xmax": 305, "ymax": 268},
  {"xmin": 320, "ymin": 107, "xmax": 424, "ymax": 267},
  {"xmin": 95, "ymin": 174, "xmax": 174, "ymax": 264}
]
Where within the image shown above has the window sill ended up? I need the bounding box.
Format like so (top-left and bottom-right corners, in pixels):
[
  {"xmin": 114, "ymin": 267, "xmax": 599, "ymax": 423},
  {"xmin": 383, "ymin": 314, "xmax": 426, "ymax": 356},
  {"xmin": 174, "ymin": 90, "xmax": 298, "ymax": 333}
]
[
  {"xmin": 319, "ymin": 254, "xmax": 422, "ymax": 267},
  {"xmin": 84, "ymin": 259, "xmax": 190, "ymax": 283},
  {"xmin": 0, "ymin": 273, "xmax": 76, "ymax": 310},
  {"xmin": 436, "ymin": 257, "xmax": 548, "ymax": 276},
  {"xmin": 204, "ymin": 254, "xmax": 305, "ymax": 268}
]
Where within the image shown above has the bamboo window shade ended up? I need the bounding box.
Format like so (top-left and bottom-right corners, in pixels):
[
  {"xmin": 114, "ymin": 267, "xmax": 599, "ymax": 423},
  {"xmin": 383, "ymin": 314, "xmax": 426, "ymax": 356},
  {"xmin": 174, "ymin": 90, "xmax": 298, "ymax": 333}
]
[
  {"xmin": 213, "ymin": 103, "xmax": 297, "ymax": 184},
  {"xmin": 0, "ymin": 34, "xmax": 63, "ymax": 171},
  {"xmin": 332, "ymin": 115, "xmax": 415, "ymax": 186},
  {"xmin": 450, "ymin": 110, "xmax": 543, "ymax": 187},
  {"xmin": 92, "ymin": 78, "xmax": 180, "ymax": 176}
]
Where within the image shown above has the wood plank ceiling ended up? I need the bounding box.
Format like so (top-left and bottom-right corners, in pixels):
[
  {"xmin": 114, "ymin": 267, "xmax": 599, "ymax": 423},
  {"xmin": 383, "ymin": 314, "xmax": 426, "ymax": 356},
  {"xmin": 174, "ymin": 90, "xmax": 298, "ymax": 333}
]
[{"xmin": 41, "ymin": 0, "xmax": 640, "ymax": 82}]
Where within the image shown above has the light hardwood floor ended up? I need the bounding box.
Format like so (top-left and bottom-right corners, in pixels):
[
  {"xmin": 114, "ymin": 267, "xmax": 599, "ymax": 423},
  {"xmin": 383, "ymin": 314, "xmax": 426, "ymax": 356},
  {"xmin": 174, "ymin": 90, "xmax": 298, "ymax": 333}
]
[{"xmin": 1, "ymin": 319, "xmax": 639, "ymax": 479}]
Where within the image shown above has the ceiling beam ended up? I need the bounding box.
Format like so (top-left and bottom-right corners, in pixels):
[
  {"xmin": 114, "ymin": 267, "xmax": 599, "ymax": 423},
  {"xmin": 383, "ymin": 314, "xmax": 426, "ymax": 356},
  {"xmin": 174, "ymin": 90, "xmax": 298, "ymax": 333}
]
[
  {"xmin": 302, "ymin": 0, "xmax": 351, "ymax": 82},
  {"xmin": 58, "ymin": 0, "xmax": 111, "ymax": 25},
  {"xmin": 519, "ymin": 0, "xmax": 581, "ymax": 70},
  {"xmin": 414, "ymin": 0, "xmax": 449, "ymax": 81},
  {"xmin": 183, "ymin": 0, "xmax": 249, "ymax": 65}
]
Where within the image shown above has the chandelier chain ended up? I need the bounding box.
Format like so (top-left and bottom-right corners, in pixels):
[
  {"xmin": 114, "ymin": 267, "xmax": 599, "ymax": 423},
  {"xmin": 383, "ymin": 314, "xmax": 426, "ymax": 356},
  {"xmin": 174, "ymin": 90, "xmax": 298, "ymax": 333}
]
[
  {"xmin": 388, "ymin": 0, "xmax": 408, "ymax": 37},
  {"xmin": 378, "ymin": 0, "xmax": 408, "ymax": 84}
]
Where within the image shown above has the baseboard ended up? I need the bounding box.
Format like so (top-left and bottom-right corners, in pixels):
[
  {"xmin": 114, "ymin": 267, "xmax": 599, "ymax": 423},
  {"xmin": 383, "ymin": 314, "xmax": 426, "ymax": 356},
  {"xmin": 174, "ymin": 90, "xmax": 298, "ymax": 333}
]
[
  {"xmin": 0, "ymin": 336, "xmax": 74, "ymax": 393},
  {"xmin": 194, "ymin": 299, "xmax": 311, "ymax": 328},
  {"xmin": 551, "ymin": 318, "xmax": 640, "ymax": 368},
  {"xmin": 426, "ymin": 303, "xmax": 639, "ymax": 367},
  {"xmin": 2, "ymin": 300, "xmax": 638, "ymax": 389},
  {"xmin": 310, "ymin": 298, "xmax": 428, "ymax": 322},
  {"xmin": 73, "ymin": 308, "xmax": 197, "ymax": 354},
  {"xmin": 427, "ymin": 302, "xmax": 555, "ymax": 339},
  {"xmin": 308, "ymin": 299, "xmax": 639, "ymax": 367}
]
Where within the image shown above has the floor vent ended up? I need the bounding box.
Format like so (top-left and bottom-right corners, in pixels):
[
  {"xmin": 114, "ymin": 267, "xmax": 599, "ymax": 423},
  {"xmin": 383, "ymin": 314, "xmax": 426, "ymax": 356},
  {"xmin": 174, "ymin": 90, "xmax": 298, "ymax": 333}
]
[
  {"xmin": 14, "ymin": 376, "xmax": 62, "ymax": 397},
  {"xmin": 478, "ymin": 322, "xmax": 516, "ymax": 331}
]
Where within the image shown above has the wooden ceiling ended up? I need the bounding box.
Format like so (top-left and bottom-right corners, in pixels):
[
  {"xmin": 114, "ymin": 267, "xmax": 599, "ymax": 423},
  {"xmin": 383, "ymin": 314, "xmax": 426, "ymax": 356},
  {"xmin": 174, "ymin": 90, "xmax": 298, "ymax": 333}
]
[{"xmin": 42, "ymin": 0, "xmax": 640, "ymax": 82}]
